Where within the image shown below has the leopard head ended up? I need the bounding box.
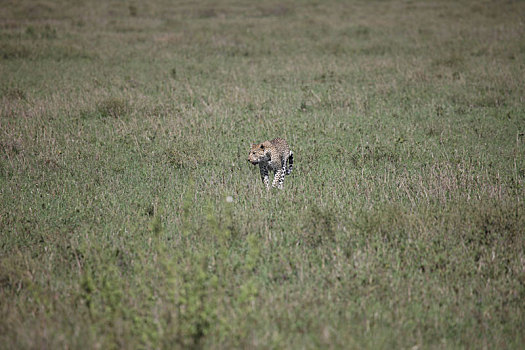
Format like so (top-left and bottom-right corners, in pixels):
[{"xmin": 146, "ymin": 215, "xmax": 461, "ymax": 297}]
[{"xmin": 248, "ymin": 142, "xmax": 271, "ymax": 165}]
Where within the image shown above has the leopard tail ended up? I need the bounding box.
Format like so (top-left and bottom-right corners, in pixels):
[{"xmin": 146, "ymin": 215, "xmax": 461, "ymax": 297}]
[{"xmin": 286, "ymin": 151, "xmax": 293, "ymax": 175}]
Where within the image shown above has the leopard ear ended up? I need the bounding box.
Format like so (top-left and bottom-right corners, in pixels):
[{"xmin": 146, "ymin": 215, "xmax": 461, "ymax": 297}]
[{"xmin": 251, "ymin": 143, "xmax": 257, "ymax": 148}]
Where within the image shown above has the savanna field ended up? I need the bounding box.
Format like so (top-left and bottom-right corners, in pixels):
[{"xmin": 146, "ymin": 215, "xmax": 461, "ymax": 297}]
[{"xmin": 1, "ymin": 0, "xmax": 524, "ymax": 348}]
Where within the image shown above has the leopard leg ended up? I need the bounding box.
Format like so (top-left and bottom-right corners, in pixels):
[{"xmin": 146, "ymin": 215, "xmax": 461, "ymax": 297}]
[
  {"xmin": 272, "ymin": 169, "xmax": 282, "ymax": 188},
  {"xmin": 278, "ymin": 163, "xmax": 286, "ymax": 189},
  {"xmin": 259, "ymin": 164, "xmax": 270, "ymax": 190}
]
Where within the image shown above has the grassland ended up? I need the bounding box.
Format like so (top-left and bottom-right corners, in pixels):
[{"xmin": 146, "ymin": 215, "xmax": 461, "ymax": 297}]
[{"xmin": 1, "ymin": 0, "xmax": 524, "ymax": 348}]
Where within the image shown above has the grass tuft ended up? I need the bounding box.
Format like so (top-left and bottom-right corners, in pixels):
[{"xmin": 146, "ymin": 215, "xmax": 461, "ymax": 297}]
[{"xmin": 96, "ymin": 98, "xmax": 130, "ymax": 118}]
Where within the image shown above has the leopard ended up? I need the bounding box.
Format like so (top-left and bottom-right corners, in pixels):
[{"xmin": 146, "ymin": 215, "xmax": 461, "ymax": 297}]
[{"xmin": 248, "ymin": 138, "xmax": 294, "ymax": 190}]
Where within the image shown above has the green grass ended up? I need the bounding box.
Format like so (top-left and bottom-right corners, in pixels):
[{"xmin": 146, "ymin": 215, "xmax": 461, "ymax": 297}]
[{"xmin": 1, "ymin": 0, "xmax": 524, "ymax": 348}]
